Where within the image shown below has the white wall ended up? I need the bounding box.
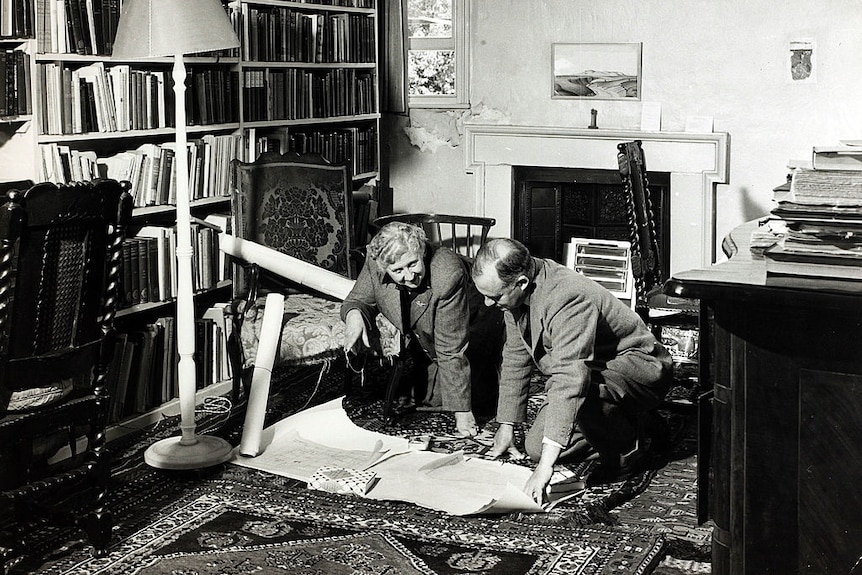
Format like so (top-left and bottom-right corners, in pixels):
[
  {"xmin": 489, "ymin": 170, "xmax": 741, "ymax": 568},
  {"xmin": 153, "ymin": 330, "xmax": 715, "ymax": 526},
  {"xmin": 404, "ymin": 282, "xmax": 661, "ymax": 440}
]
[{"xmin": 386, "ymin": 0, "xmax": 862, "ymax": 266}]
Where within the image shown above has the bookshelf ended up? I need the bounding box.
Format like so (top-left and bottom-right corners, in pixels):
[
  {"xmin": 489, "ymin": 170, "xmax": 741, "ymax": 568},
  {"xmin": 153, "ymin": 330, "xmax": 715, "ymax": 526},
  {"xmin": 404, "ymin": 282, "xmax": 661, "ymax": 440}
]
[
  {"xmin": 0, "ymin": 0, "xmax": 380, "ymax": 432},
  {"xmin": 237, "ymin": 0, "xmax": 379, "ymax": 181}
]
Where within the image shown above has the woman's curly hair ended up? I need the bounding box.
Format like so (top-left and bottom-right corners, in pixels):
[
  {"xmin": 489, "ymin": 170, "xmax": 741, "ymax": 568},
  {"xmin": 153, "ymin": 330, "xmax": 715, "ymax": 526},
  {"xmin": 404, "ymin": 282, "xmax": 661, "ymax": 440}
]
[{"xmin": 368, "ymin": 221, "xmax": 427, "ymax": 272}]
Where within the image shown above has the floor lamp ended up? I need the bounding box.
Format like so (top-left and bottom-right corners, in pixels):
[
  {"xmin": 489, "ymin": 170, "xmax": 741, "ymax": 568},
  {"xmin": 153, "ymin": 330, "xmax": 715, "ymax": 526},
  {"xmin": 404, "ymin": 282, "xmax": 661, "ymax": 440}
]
[{"xmin": 113, "ymin": 0, "xmax": 239, "ymax": 469}]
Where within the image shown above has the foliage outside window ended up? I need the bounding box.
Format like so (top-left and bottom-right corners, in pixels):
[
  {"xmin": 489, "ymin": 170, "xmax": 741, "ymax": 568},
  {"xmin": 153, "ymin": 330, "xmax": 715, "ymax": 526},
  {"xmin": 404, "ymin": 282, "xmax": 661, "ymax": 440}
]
[{"xmin": 407, "ymin": 0, "xmax": 469, "ymax": 108}]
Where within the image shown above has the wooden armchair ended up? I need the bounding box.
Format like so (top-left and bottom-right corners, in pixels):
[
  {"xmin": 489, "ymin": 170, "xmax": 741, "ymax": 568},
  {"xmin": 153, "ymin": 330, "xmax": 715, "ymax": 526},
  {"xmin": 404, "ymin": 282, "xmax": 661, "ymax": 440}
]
[
  {"xmin": 225, "ymin": 152, "xmax": 398, "ymax": 402},
  {"xmin": 373, "ymin": 213, "xmax": 495, "ymax": 261},
  {"xmin": 0, "ymin": 180, "xmax": 133, "ymax": 569}
]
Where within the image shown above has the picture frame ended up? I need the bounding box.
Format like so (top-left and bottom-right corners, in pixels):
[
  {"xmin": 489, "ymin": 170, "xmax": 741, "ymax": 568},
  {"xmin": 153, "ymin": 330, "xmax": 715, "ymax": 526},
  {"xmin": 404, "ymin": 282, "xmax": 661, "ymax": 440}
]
[{"xmin": 552, "ymin": 43, "xmax": 642, "ymax": 100}]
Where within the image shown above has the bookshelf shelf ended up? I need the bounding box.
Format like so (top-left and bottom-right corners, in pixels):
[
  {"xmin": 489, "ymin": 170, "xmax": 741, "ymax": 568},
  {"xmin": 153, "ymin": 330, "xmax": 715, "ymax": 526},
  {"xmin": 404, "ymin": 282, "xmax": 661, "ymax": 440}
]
[
  {"xmin": 36, "ymin": 123, "xmax": 242, "ymax": 143},
  {"xmin": 0, "ymin": 114, "xmax": 31, "ymax": 123},
  {"xmin": 131, "ymin": 196, "xmax": 231, "ymax": 220},
  {"xmin": 239, "ymin": 61, "xmax": 375, "ymax": 69},
  {"xmin": 34, "ymin": 53, "xmax": 241, "ymax": 64},
  {"xmin": 239, "ymin": 0, "xmax": 374, "ymax": 14},
  {"xmin": 242, "ymin": 113, "xmax": 378, "ymax": 129},
  {"xmin": 116, "ymin": 280, "xmax": 232, "ymax": 319}
]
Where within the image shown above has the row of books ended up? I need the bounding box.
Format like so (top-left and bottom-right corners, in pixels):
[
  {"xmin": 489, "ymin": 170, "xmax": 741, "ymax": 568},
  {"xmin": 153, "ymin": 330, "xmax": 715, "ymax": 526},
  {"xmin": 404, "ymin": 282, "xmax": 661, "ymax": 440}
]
[
  {"xmin": 34, "ymin": 0, "xmax": 237, "ymax": 57},
  {"xmin": 39, "ymin": 133, "xmax": 241, "ymax": 202},
  {"xmin": 34, "ymin": 0, "xmax": 120, "ymax": 55},
  {"xmin": 105, "ymin": 306, "xmax": 233, "ymax": 423},
  {"xmin": 245, "ymin": 124, "xmax": 376, "ymax": 175},
  {"xmin": 1, "ymin": 0, "xmax": 33, "ymax": 38},
  {"xmin": 764, "ymin": 143, "xmax": 862, "ymax": 284},
  {"xmin": 38, "ymin": 61, "xmax": 238, "ymax": 135},
  {"xmin": 289, "ymin": 125, "xmax": 377, "ymax": 175},
  {"xmin": 119, "ymin": 217, "xmax": 231, "ymax": 310},
  {"xmin": 243, "ymin": 67, "xmax": 374, "ymax": 122},
  {"xmin": 240, "ymin": 6, "xmax": 375, "ymax": 64},
  {"xmin": 0, "ymin": 48, "xmax": 29, "ymax": 116},
  {"xmin": 291, "ymin": 0, "xmax": 373, "ymax": 7}
]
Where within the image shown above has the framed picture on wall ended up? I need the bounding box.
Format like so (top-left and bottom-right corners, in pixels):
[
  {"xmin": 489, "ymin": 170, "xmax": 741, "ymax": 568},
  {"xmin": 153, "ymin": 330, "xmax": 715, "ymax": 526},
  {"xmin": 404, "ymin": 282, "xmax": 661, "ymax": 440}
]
[{"xmin": 552, "ymin": 43, "xmax": 642, "ymax": 100}]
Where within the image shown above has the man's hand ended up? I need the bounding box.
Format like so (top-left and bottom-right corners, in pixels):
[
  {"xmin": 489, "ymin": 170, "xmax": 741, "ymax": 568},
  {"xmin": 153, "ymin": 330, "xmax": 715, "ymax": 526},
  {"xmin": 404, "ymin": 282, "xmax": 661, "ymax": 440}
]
[
  {"xmin": 523, "ymin": 463, "xmax": 554, "ymax": 505},
  {"xmin": 487, "ymin": 423, "xmax": 525, "ymax": 460},
  {"xmin": 343, "ymin": 309, "xmax": 370, "ymax": 353},
  {"xmin": 522, "ymin": 442, "xmax": 562, "ymax": 505}
]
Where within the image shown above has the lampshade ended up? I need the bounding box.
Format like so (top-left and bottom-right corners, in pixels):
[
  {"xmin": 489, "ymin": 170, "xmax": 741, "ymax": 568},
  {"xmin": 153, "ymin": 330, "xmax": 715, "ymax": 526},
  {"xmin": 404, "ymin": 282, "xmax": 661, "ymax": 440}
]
[{"xmin": 112, "ymin": 0, "xmax": 239, "ymax": 59}]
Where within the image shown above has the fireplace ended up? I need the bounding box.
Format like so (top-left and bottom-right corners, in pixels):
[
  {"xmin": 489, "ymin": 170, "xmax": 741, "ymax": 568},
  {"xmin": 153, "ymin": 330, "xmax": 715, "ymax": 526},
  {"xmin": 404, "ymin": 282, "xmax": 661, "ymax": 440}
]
[
  {"xmin": 512, "ymin": 166, "xmax": 671, "ymax": 278},
  {"xmin": 463, "ymin": 124, "xmax": 728, "ymax": 275}
]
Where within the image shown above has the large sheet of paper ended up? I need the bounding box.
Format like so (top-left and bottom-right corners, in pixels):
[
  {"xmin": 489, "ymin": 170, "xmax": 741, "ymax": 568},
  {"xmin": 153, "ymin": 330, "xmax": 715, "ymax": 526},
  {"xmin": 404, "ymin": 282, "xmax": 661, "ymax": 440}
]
[
  {"xmin": 228, "ymin": 397, "xmax": 546, "ymax": 515},
  {"xmin": 229, "ymin": 397, "xmax": 410, "ymax": 481}
]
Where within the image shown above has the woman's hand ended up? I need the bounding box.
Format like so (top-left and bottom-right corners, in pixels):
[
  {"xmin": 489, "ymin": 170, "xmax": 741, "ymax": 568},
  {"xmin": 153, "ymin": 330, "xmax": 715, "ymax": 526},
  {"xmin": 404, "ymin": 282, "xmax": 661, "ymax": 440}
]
[
  {"xmin": 343, "ymin": 309, "xmax": 370, "ymax": 353},
  {"xmin": 454, "ymin": 411, "xmax": 478, "ymax": 437},
  {"xmin": 487, "ymin": 423, "xmax": 524, "ymax": 460}
]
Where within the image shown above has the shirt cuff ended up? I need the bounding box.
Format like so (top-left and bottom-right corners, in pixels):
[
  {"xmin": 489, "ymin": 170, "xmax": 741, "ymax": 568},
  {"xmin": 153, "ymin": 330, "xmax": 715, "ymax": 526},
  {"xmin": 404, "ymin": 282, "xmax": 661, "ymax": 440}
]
[{"xmin": 542, "ymin": 436, "xmax": 565, "ymax": 450}]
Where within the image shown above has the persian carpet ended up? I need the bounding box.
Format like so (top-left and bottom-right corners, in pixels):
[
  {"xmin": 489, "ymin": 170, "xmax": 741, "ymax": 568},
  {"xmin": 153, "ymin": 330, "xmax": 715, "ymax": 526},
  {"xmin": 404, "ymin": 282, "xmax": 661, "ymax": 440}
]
[{"xmin": 14, "ymin": 359, "xmax": 707, "ymax": 574}]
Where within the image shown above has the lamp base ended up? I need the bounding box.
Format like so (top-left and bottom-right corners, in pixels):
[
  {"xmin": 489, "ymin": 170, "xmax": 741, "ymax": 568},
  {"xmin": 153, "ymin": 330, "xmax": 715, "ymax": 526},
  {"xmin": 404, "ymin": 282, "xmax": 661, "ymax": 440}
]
[{"xmin": 144, "ymin": 434, "xmax": 233, "ymax": 470}]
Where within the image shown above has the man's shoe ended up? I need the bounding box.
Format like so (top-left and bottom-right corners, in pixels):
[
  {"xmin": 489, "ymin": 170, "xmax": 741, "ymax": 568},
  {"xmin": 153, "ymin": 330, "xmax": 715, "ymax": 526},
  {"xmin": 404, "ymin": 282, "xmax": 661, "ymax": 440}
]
[{"xmin": 585, "ymin": 440, "xmax": 651, "ymax": 486}]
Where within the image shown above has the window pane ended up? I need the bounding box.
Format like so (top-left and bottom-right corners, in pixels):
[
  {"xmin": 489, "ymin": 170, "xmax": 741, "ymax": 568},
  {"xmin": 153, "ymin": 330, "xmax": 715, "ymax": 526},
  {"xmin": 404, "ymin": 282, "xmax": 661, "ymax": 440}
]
[
  {"xmin": 408, "ymin": 49, "xmax": 455, "ymax": 95},
  {"xmin": 408, "ymin": 0, "xmax": 452, "ymax": 39}
]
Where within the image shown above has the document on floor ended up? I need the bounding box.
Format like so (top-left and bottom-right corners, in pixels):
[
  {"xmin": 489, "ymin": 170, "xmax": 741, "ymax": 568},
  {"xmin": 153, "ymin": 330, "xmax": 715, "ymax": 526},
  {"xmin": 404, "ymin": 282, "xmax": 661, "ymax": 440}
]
[{"xmin": 228, "ymin": 397, "xmax": 547, "ymax": 515}]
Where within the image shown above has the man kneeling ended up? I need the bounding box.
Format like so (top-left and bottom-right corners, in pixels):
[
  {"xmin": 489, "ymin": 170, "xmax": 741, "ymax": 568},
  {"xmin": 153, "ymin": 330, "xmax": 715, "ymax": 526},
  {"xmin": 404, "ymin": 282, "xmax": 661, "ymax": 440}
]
[{"xmin": 471, "ymin": 238, "xmax": 673, "ymax": 503}]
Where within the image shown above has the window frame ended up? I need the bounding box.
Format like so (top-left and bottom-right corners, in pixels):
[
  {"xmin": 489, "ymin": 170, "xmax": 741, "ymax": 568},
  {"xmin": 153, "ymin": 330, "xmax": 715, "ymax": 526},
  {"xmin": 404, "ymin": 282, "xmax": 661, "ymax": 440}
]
[{"xmin": 407, "ymin": 0, "xmax": 470, "ymax": 109}]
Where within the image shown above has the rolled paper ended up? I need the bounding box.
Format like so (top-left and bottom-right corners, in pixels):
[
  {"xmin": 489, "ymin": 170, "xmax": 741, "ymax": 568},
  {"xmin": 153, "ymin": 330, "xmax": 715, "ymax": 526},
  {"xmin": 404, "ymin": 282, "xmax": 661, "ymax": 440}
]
[
  {"xmin": 220, "ymin": 235, "xmax": 355, "ymax": 301},
  {"xmin": 238, "ymin": 292, "xmax": 285, "ymax": 457}
]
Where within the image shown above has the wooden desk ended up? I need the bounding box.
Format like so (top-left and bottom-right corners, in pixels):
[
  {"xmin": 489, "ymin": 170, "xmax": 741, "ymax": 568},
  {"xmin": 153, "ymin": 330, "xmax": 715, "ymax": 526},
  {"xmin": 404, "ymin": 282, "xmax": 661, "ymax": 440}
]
[{"xmin": 665, "ymin": 220, "xmax": 862, "ymax": 575}]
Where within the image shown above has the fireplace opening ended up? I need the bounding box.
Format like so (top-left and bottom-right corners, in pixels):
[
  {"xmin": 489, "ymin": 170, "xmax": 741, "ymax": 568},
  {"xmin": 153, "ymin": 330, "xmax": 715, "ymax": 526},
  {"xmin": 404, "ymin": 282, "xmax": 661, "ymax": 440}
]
[{"xmin": 512, "ymin": 166, "xmax": 671, "ymax": 281}]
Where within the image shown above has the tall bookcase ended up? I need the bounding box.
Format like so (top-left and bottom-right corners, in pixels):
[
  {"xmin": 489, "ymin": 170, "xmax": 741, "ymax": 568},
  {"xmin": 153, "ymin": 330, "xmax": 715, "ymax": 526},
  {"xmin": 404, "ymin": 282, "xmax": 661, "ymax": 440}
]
[{"xmin": 0, "ymin": 0, "xmax": 381, "ymax": 433}]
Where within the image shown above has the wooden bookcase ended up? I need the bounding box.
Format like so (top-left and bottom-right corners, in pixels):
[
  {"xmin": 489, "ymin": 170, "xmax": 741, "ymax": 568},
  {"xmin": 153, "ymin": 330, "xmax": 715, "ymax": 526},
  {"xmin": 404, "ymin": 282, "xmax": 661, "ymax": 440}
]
[{"xmin": 0, "ymin": 0, "xmax": 381, "ymax": 434}]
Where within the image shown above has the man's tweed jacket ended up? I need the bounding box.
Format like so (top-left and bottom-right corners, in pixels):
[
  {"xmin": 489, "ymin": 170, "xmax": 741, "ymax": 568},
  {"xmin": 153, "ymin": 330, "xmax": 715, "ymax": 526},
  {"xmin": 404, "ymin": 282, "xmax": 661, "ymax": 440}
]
[{"xmin": 496, "ymin": 258, "xmax": 672, "ymax": 447}]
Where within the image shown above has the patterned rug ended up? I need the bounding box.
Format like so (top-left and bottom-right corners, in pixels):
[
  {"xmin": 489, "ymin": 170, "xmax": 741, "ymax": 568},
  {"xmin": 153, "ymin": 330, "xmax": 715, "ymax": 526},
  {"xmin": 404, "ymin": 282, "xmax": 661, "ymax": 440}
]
[{"xmin": 13, "ymin": 359, "xmax": 710, "ymax": 574}]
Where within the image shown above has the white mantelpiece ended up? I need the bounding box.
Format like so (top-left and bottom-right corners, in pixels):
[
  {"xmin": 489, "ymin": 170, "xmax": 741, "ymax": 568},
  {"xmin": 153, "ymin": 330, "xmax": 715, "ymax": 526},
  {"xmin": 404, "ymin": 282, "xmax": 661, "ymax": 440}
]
[{"xmin": 463, "ymin": 124, "xmax": 729, "ymax": 275}]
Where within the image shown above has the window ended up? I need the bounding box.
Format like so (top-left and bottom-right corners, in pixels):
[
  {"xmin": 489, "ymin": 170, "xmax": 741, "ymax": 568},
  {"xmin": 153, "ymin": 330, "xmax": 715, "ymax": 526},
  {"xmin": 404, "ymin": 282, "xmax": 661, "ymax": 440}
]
[{"xmin": 407, "ymin": 0, "xmax": 469, "ymax": 108}]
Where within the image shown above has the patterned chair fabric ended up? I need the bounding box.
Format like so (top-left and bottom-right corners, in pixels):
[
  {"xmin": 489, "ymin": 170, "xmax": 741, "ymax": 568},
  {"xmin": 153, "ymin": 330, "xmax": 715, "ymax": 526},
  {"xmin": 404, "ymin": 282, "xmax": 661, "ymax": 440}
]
[
  {"xmin": 228, "ymin": 152, "xmax": 398, "ymax": 390},
  {"xmin": 232, "ymin": 151, "xmax": 354, "ymax": 289}
]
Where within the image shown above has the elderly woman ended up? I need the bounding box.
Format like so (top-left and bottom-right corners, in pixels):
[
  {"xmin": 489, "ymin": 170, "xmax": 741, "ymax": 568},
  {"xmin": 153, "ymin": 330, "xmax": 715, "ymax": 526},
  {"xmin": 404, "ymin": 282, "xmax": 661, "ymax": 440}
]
[{"xmin": 341, "ymin": 221, "xmax": 501, "ymax": 437}]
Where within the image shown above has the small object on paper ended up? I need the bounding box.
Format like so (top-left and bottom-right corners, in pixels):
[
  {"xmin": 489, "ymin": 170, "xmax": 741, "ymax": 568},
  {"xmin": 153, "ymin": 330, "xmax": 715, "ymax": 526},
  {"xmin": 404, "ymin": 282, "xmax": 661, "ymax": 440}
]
[
  {"xmin": 308, "ymin": 466, "xmax": 376, "ymax": 496},
  {"xmin": 407, "ymin": 435, "xmax": 431, "ymax": 451},
  {"xmin": 640, "ymin": 102, "xmax": 662, "ymax": 132}
]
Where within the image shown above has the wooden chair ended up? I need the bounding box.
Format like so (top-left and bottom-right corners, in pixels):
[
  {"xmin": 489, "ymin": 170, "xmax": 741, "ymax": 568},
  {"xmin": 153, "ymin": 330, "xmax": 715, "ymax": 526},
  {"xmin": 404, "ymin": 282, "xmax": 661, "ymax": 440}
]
[
  {"xmin": 370, "ymin": 213, "xmax": 498, "ymax": 424},
  {"xmin": 0, "ymin": 180, "xmax": 133, "ymax": 569},
  {"xmin": 373, "ymin": 213, "xmax": 495, "ymax": 261},
  {"xmin": 226, "ymin": 152, "xmax": 396, "ymax": 404},
  {"xmin": 618, "ymin": 141, "xmax": 700, "ymax": 409}
]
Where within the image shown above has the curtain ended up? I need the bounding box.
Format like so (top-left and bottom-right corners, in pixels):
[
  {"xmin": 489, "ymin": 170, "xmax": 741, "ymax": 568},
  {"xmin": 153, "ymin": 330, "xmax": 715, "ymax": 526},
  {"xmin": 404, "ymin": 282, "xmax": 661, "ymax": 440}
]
[{"xmin": 380, "ymin": 0, "xmax": 408, "ymax": 114}]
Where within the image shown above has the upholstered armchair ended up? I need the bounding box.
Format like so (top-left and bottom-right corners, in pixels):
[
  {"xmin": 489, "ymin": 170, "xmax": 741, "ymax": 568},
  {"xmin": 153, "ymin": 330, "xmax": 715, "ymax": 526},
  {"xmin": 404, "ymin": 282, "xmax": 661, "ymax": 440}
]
[{"xmin": 225, "ymin": 152, "xmax": 399, "ymax": 403}]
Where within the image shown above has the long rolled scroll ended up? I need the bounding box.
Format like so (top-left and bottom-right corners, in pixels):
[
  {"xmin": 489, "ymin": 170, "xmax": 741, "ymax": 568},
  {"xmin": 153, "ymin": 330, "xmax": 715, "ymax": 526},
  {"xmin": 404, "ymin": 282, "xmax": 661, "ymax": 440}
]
[
  {"xmin": 238, "ymin": 292, "xmax": 285, "ymax": 457},
  {"xmin": 219, "ymin": 235, "xmax": 355, "ymax": 301}
]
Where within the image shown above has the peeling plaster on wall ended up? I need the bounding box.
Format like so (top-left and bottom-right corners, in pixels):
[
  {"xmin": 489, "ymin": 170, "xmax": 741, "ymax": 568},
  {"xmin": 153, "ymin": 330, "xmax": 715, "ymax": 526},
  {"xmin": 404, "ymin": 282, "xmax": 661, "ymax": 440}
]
[
  {"xmin": 467, "ymin": 102, "xmax": 510, "ymax": 125},
  {"xmin": 403, "ymin": 104, "xmax": 510, "ymax": 153},
  {"xmin": 403, "ymin": 109, "xmax": 461, "ymax": 153},
  {"xmin": 403, "ymin": 124, "xmax": 452, "ymax": 153}
]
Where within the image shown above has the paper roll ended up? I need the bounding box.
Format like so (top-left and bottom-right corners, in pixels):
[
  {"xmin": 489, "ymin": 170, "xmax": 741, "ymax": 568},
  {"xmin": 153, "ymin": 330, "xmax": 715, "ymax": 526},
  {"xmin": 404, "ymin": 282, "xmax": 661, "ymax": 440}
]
[
  {"xmin": 238, "ymin": 292, "xmax": 285, "ymax": 457},
  {"xmin": 220, "ymin": 235, "xmax": 355, "ymax": 301}
]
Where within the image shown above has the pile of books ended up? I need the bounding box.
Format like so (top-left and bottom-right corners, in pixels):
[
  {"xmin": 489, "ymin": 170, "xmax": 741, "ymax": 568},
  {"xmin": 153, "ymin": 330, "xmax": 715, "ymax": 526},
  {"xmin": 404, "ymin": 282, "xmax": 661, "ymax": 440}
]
[{"xmin": 765, "ymin": 142, "xmax": 862, "ymax": 283}]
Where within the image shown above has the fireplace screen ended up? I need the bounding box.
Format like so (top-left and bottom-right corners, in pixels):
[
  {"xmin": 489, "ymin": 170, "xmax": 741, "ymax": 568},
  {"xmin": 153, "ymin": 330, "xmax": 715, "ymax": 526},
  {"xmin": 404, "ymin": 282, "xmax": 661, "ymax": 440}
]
[{"xmin": 512, "ymin": 166, "xmax": 670, "ymax": 279}]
